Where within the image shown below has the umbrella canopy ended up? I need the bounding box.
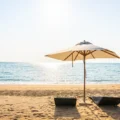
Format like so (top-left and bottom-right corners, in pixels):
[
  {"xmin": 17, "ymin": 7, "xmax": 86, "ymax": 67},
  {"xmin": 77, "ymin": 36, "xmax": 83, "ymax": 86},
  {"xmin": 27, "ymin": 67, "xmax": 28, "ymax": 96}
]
[{"xmin": 45, "ymin": 40, "xmax": 119, "ymax": 102}]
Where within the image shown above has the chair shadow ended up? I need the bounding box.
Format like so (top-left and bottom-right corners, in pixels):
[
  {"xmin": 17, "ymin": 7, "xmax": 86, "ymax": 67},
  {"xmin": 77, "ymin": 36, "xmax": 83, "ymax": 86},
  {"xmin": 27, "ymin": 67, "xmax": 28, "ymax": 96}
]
[
  {"xmin": 54, "ymin": 106, "xmax": 80, "ymax": 120},
  {"xmin": 88, "ymin": 98, "xmax": 120, "ymax": 119},
  {"xmin": 99, "ymin": 105, "xmax": 120, "ymax": 120}
]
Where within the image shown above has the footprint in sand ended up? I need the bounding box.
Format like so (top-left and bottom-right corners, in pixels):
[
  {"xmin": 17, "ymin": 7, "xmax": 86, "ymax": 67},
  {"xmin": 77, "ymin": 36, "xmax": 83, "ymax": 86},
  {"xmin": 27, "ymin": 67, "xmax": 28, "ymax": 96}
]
[
  {"xmin": 8, "ymin": 108, "xmax": 14, "ymax": 111},
  {"xmin": 6, "ymin": 104, "xmax": 13, "ymax": 106},
  {"xmin": 17, "ymin": 111, "xmax": 24, "ymax": 114},
  {"xmin": 24, "ymin": 115, "xmax": 31, "ymax": 118},
  {"xmin": 33, "ymin": 113, "xmax": 45, "ymax": 117},
  {"xmin": 31, "ymin": 109, "xmax": 39, "ymax": 112}
]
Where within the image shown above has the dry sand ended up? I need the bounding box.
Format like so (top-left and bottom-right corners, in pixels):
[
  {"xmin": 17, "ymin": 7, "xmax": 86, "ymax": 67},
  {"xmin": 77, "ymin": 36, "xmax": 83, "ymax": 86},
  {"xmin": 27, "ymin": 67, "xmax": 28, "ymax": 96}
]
[{"xmin": 0, "ymin": 84, "xmax": 120, "ymax": 120}]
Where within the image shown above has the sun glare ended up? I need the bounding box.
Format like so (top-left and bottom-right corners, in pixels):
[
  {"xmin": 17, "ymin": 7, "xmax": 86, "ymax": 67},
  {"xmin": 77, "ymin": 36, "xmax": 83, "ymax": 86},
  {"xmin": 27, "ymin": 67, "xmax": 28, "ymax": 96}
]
[{"xmin": 40, "ymin": 62, "xmax": 62, "ymax": 69}]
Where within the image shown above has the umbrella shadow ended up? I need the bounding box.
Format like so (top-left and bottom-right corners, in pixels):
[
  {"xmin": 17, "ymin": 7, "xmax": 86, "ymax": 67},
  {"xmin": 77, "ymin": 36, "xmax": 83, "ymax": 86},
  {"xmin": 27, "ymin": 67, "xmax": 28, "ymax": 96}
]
[
  {"xmin": 54, "ymin": 106, "xmax": 80, "ymax": 120},
  {"xmin": 80, "ymin": 103, "xmax": 102, "ymax": 120},
  {"xmin": 99, "ymin": 105, "xmax": 120, "ymax": 120}
]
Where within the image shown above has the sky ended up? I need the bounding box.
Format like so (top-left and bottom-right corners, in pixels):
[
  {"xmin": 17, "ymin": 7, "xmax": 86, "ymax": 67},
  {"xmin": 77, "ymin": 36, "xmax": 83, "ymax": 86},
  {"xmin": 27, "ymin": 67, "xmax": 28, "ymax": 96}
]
[{"xmin": 0, "ymin": 0, "xmax": 120, "ymax": 63}]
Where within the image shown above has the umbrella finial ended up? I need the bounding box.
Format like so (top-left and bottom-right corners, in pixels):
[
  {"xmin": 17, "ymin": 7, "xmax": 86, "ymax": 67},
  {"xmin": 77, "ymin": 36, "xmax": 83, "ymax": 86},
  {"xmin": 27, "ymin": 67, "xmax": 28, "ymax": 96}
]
[{"xmin": 77, "ymin": 40, "xmax": 91, "ymax": 45}]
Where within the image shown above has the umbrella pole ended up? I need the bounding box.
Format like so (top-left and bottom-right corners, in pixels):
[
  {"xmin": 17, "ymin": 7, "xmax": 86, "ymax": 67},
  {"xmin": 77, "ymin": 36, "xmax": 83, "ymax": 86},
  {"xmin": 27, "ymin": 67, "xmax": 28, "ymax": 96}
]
[
  {"xmin": 83, "ymin": 52, "xmax": 86, "ymax": 102},
  {"xmin": 72, "ymin": 53, "xmax": 73, "ymax": 67}
]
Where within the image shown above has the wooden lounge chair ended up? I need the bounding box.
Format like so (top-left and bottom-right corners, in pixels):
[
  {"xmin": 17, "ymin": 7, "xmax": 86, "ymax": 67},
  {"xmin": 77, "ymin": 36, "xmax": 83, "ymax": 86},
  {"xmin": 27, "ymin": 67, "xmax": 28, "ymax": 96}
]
[
  {"xmin": 54, "ymin": 97, "xmax": 77, "ymax": 106},
  {"xmin": 89, "ymin": 96, "xmax": 120, "ymax": 106}
]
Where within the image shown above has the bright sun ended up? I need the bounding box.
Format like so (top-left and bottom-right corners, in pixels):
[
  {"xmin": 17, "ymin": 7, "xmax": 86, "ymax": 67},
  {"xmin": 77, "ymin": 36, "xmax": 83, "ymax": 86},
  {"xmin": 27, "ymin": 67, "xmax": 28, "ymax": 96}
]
[{"xmin": 40, "ymin": 62, "xmax": 62, "ymax": 69}]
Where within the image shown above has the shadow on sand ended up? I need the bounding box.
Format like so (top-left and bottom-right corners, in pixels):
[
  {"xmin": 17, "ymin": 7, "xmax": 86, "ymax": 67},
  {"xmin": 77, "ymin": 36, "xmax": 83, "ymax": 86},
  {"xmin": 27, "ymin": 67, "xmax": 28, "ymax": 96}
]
[
  {"xmin": 88, "ymin": 98, "xmax": 120, "ymax": 120},
  {"xmin": 100, "ymin": 105, "xmax": 120, "ymax": 120},
  {"xmin": 54, "ymin": 106, "xmax": 80, "ymax": 119}
]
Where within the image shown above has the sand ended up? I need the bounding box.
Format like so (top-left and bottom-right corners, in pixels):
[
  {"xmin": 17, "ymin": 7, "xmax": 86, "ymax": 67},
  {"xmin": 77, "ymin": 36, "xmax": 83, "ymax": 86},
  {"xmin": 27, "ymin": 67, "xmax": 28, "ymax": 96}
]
[{"xmin": 0, "ymin": 84, "xmax": 120, "ymax": 120}]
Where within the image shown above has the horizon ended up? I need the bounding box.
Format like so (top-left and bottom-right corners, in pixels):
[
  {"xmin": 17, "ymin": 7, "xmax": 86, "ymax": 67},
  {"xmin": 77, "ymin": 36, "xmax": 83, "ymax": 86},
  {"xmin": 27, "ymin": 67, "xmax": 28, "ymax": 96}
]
[{"xmin": 0, "ymin": 0, "xmax": 120, "ymax": 63}]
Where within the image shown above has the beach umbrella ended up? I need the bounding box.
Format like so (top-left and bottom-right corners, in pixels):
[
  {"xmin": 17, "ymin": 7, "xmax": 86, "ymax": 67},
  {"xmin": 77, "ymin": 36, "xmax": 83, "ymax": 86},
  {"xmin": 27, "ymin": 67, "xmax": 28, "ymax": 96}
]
[{"xmin": 45, "ymin": 40, "xmax": 119, "ymax": 102}]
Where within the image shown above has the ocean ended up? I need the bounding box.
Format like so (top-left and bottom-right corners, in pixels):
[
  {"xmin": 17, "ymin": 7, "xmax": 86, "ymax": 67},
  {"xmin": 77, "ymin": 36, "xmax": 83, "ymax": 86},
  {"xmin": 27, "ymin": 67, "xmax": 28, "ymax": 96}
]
[{"xmin": 0, "ymin": 62, "xmax": 120, "ymax": 84}]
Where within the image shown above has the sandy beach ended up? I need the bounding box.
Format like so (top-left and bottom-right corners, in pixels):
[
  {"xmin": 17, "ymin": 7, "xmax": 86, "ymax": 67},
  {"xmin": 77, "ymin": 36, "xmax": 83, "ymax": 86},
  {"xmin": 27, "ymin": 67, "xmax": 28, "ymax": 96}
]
[{"xmin": 0, "ymin": 84, "xmax": 120, "ymax": 120}]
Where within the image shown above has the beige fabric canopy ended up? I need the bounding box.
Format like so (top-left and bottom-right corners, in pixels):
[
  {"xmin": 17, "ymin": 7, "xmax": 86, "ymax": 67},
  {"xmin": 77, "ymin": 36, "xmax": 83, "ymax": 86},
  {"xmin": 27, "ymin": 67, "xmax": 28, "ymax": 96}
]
[
  {"xmin": 45, "ymin": 40, "xmax": 119, "ymax": 102},
  {"xmin": 46, "ymin": 41, "xmax": 119, "ymax": 61}
]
